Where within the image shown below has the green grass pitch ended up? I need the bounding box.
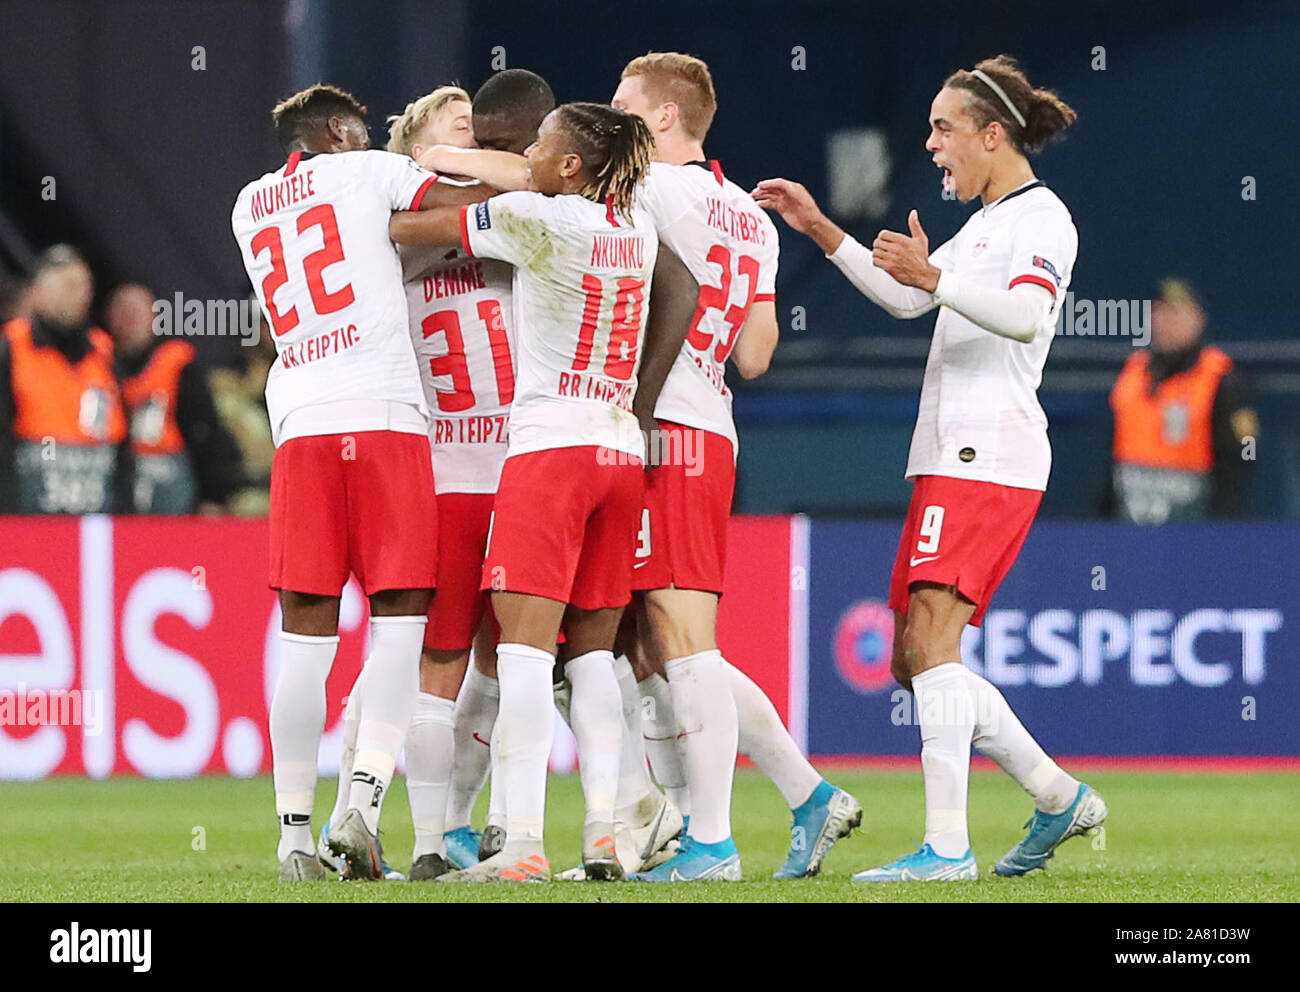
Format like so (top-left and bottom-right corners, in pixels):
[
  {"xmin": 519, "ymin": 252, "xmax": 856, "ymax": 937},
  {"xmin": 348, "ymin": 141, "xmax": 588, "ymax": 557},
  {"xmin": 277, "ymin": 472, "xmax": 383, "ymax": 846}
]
[{"xmin": 2, "ymin": 769, "xmax": 1297, "ymax": 902}]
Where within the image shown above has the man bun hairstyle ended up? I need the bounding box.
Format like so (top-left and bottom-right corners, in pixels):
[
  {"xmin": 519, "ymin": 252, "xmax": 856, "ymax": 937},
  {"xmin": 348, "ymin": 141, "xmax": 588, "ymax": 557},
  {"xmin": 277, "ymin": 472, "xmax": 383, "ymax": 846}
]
[
  {"xmin": 553, "ymin": 102, "xmax": 655, "ymax": 223},
  {"xmin": 271, "ymin": 83, "xmax": 367, "ymax": 151},
  {"xmin": 945, "ymin": 55, "xmax": 1077, "ymax": 155}
]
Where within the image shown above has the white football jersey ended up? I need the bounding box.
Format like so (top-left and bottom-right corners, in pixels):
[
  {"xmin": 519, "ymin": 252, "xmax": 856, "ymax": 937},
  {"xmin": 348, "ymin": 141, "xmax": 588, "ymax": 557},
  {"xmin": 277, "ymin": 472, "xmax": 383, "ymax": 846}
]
[
  {"xmin": 231, "ymin": 149, "xmax": 436, "ymax": 446},
  {"xmin": 461, "ymin": 191, "xmax": 658, "ymax": 460},
  {"xmin": 403, "ymin": 178, "xmax": 516, "ymax": 494},
  {"xmin": 639, "ymin": 161, "xmax": 778, "ymax": 455},
  {"xmin": 908, "ymin": 181, "xmax": 1078, "ymax": 490}
]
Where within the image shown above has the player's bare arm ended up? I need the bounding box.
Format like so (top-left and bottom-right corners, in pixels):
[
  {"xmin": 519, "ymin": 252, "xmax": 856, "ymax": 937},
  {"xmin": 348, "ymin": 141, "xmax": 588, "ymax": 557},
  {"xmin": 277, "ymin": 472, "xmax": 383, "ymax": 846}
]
[
  {"xmin": 751, "ymin": 178, "xmax": 845, "ymax": 255},
  {"xmin": 754, "ymin": 178, "xmax": 938, "ymax": 320},
  {"xmin": 415, "ymin": 178, "xmax": 493, "ymax": 210},
  {"xmin": 729, "ymin": 300, "xmax": 778, "ymax": 379},
  {"xmin": 388, "ymin": 204, "xmax": 464, "ymax": 246},
  {"xmin": 634, "ymin": 245, "xmax": 699, "ymax": 464},
  {"xmin": 415, "ymin": 146, "xmax": 531, "ymax": 191}
]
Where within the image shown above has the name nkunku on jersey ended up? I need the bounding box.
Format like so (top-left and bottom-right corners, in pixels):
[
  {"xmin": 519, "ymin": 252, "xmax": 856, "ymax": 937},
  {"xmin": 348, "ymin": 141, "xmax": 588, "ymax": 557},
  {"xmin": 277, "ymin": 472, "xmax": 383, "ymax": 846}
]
[
  {"xmin": 910, "ymin": 181, "xmax": 1077, "ymax": 490},
  {"xmin": 403, "ymin": 177, "xmax": 516, "ymax": 494},
  {"xmin": 638, "ymin": 160, "xmax": 779, "ymax": 455},
  {"xmin": 231, "ymin": 149, "xmax": 437, "ymax": 446},
  {"xmin": 459, "ymin": 191, "xmax": 659, "ymax": 460}
]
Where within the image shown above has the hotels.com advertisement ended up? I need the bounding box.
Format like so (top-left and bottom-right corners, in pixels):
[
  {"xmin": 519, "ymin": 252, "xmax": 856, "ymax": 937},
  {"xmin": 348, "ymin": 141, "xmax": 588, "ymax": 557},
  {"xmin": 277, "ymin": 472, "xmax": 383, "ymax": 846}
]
[
  {"xmin": 0, "ymin": 515, "xmax": 793, "ymax": 779},
  {"xmin": 1, "ymin": 515, "xmax": 1294, "ymax": 779}
]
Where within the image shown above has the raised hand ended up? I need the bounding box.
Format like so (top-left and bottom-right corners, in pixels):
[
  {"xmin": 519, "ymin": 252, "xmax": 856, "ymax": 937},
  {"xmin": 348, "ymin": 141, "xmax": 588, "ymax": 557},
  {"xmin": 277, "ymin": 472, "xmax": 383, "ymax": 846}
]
[
  {"xmin": 872, "ymin": 210, "xmax": 940, "ymax": 292},
  {"xmin": 752, "ymin": 178, "xmax": 846, "ymax": 254}
]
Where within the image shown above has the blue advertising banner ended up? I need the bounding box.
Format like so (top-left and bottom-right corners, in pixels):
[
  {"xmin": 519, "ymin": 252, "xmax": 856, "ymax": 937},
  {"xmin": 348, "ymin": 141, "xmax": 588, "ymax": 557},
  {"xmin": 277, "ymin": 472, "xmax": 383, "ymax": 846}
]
[{"xmin": 807, "ymin": 522, "xmax": 1296, "ymax": 756}]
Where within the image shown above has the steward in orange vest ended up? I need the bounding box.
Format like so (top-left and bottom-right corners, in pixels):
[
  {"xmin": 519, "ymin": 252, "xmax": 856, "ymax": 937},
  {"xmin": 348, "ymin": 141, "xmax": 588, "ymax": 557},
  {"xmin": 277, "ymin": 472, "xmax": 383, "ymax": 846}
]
[
  {"xmin": 0, "ymin": 248, "xmax": 130, "ymax": 513},
  {"xmin": 106, "ymin": 283, "xmax": 243, "ymax": 514},
  {"xmin": 1108, "ymin": 280, "xmax": 1255, "ymax": 522}
]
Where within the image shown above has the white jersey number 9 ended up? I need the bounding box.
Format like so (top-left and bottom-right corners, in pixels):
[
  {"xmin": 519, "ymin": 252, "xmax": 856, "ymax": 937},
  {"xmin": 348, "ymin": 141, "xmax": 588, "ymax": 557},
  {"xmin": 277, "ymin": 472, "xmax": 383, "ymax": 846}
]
[{"xmin": 916, "ymin": 504, "xmax": 945, "ymax": 554}]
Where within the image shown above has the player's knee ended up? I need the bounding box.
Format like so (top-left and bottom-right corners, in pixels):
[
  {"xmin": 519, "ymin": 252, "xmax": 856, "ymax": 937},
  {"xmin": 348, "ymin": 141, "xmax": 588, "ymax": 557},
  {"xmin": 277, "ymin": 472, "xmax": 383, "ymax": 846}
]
[
  {"xmin": 894, "ymin": 621, "xmax": 931, "ymax": 687},
  {"xmin": 643, "ymin": 598, "xmax": 712, "ymax": 659}
]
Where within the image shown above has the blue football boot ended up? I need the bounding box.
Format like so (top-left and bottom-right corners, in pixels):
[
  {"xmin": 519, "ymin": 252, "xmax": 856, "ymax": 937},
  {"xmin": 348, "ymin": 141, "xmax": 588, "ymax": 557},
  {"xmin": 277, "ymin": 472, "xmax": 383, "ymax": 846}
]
[
  {"xmin": 851, "ymin": 843, "xmax": 978, "ymax": 882},
  {"xmin": 630, "ymin": 835, "xmax": 742, "ymax": 882},
  {"xmin": 994, "ymin": 783, "xmax": 1108, "ymax": 877},
  {"xmin": 773, "ymin": 780, "xmax": 863, "ymax": 878}
]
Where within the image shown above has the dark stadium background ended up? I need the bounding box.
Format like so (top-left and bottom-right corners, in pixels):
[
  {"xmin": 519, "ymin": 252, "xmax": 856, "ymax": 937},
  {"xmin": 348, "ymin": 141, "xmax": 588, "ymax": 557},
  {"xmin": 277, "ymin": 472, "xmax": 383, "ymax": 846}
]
[{"xmin": 0, "ymin": 0, "xmax": 1295, "ymax": 517}]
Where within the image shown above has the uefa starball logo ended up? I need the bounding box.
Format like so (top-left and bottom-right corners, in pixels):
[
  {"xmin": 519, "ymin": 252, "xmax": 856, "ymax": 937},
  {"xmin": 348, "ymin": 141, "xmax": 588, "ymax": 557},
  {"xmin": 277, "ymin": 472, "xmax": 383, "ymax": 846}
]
[{"xmin": 832, "ymin": 600, "xmax": 896, "ymax": 693}]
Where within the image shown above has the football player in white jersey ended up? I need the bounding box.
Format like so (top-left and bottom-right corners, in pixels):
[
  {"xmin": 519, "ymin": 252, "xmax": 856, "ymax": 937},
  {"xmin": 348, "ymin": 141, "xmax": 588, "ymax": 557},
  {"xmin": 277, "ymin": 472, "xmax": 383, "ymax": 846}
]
[
  {"xmin": 438, "ymin": 70, "xmax": 559, "ymax": 870},
  {"xmin": 317, "ymin": 82, "xmax": 523, "ymax": 881},
  {"xmin": 402, "ymin": 79, "xmax": 700, "ymax": 880},
  {"xmin": 416, "ymin": 58, "xmax": 864, "ymax": 881},
  {"xmin": 231, "ymin": 85, "xmax": 442, "ymax": 882},
  {"xmin": 394, "ymin": 84, "xmax": 512, "ymax": 881},
  {"xmin": 612, "ymin": 52, "xmax": 864, "ymax": 881},
  {"xmin": 389, "ymin": 103, "xmax": 697, "ymax": 882},
  {"xmin": 756, "ymin": 55, "xmax": 1108, "ymax": 882}
]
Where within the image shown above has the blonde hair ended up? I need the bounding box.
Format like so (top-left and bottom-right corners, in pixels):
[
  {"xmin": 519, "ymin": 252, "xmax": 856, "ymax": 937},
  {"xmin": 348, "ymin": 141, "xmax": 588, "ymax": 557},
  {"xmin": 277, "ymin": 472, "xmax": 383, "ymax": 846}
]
[
  {"xmin": 620, "ymin": 52, "xmax": 717, "ymax": 141},
  {"xmin": 386, "ymin": 85, "xmax": 471, "ymax": 155}
]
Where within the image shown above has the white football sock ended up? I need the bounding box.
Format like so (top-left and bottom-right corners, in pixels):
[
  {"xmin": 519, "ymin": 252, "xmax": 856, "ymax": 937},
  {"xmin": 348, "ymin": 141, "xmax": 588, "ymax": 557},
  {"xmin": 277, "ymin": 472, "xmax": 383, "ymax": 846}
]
[
  {"xmin": 565, "ymin": 650, "xmax": 623, "ymax": 828},
  {"xmin": 612, "ymin": 654, "xmax": 656, "ymax": 814},
  {"xmin": 961, "ymin": 667, "xmax": 1080, "ymax": 814},
  {"xmin": 912, "ymin": 663, "xmax": 974, "ymax": 859},
  {"xmin": 446, "ymin": 664, "xmax": 498, "ymax": 833},
  {"xmin": 486, "ymin": 717, "xmax": 506, "ymax": 831},
  {"xmin": 270, "ymin": 632, "xmax": 337, "ymax": 861},
  {"xmin": 496, "ymin": 642, "xmax": 556, "ymax": 843},
  {"xmin": 727, "ymin": 660, "xmax": 821, "ymax": 809},
  {"xmin": 348, "ymin": 615, "xmax": 423, "ymax": 835},
  {"xmin": 665, "ymin": 649, "xmax": 737, "ymax": 844},
  {"xmin": 640, "ymin": 673, "xmax": 690, "ymax": 818},
  {"xmin": 328, "ymin": 661, "xmax": 366, "ymax": 832},
  {"xmin": 406, "ymin": 692, "xmax": 456, "ymax": 859}
]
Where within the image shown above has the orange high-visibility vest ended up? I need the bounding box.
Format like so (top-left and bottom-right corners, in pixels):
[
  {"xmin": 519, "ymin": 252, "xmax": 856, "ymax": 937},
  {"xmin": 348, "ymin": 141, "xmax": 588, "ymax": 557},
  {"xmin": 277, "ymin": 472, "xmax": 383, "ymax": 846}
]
[
  {"xmin": 5, "ymin": 317, "xmax": 127, "ymax": 444},
  {"xmin": 1111, "ymin": 346, "xmax": 1232, "ymax": 472},
  {"xmin": 122, "ymin": 340, "xmax": 195, "ymax": 455}
]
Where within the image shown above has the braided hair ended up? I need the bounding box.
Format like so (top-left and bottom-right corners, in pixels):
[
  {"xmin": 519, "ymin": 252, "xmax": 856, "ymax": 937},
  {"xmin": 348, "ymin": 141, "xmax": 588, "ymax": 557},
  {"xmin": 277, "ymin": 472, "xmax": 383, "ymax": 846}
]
[{"xmin": 552, "ymin": 102, "xmax": 655, "ymax": 223}]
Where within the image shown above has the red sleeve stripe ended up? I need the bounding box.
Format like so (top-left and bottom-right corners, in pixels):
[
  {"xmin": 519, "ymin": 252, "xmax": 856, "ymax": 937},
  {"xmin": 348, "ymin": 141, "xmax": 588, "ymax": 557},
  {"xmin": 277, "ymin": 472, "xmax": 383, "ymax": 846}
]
[
  {"xmin": 459, "ymin": 204, "xmax": 474, "ymax": 256},
  {"xmin": 410, "ymin": 175, "xmax": 436, "ymax": 211},
  {"xmin": 753, "ymin": 293, "xmax": 776, "ymax": 302},
  {"xmin": 1009, "ymin": 273, "xmax": 1057, "ymax": 298}
]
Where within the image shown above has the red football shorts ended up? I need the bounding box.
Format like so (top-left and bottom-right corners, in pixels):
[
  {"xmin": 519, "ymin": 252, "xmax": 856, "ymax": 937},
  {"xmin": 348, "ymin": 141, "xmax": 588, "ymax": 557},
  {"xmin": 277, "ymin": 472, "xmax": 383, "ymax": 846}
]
[
  {"xmin": 482, "ymin": 445, "xmax": 645, "ymax": 610},
  {"xmin": 269, "ymin": 430, "xmax": 438, "ymax": 596},
  {"xmin": 632, "ymin": 422, "xmax": 735, "ymax": 595},
  {"xmin": 888, "ymin": 474, "xmax": 1041, "ymax": 626},
  {"xmin": 426, "ymin": 490, "xmax": 495, "ymax": 651}
]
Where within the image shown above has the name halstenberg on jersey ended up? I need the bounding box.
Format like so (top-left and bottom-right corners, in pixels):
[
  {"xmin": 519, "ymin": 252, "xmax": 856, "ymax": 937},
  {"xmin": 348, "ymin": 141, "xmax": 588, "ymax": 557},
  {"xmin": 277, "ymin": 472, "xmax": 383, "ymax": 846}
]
[{"xmin": 704, "ymin": 197, "xmax": 770, "ymax": 245}]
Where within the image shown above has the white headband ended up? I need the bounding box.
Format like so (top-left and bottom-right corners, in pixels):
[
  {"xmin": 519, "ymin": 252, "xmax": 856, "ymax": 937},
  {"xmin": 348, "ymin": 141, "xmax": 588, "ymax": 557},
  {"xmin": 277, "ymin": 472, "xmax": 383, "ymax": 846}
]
[{"xmin": 970, "ymin": 69, "xmax": 1026, "ymax": 128}]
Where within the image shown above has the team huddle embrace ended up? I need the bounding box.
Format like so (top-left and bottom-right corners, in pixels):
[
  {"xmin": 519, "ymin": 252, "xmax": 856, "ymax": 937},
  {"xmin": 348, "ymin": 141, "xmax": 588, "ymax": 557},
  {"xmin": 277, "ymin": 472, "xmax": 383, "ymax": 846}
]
[{"xmin": 232, "ymin": 50, "xmax": 1106, "ymax": 886}]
